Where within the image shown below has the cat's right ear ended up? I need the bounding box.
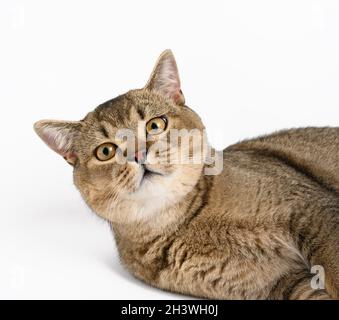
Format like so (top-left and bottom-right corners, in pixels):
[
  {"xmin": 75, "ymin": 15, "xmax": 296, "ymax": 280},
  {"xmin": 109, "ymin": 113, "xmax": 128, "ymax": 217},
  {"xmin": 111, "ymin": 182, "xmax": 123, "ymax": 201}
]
[
  {"xmin": 144, "ymin": 49, "xmax": 185, "ymax": 106},
  {"xmin": 34, "ymin": 120, "xmax": 81, "ymax": 166}
]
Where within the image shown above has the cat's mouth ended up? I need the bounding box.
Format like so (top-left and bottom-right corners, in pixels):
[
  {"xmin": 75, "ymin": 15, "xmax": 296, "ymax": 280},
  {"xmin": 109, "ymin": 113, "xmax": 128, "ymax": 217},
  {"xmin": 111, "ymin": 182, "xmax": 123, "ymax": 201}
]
[
  {"xmin": 142, "ymin": 166, "xmax": 163, "ymax": 179},
  {"xmin": 139, "ymin": 165, "xmax": 164, "ymax": 186}
]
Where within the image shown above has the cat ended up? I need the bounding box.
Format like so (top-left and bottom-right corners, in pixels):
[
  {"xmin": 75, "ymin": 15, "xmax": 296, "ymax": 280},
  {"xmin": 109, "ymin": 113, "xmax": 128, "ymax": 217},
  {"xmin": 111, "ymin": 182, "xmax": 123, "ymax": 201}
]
[{"xmin": 34, "ymin": 50, "xmax": 339, "ymax": 300}]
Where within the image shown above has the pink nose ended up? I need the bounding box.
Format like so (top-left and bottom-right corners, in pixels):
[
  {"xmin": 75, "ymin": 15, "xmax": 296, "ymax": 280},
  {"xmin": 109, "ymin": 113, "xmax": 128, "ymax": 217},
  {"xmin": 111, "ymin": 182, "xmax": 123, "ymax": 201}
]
[{"xmin": 135, "ymin": 150, "xmax": 146, "ymax": 163}]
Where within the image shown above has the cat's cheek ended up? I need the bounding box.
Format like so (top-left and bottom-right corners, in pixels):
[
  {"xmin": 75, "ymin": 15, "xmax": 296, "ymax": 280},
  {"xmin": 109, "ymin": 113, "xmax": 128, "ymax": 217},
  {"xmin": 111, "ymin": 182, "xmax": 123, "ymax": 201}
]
[
  {"xmin": 130, "ymin": 165, "xmax": 146, "ymax": 192},
  {"xmin": 112, "ymin": 162, "xmax": 144, "ymax": 194}
]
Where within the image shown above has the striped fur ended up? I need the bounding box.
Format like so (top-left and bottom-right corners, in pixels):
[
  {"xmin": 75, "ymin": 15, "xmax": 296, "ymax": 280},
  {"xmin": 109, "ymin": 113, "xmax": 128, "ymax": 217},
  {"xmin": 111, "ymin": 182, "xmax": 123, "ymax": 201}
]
[{"xmin": 34, "ymin": 50, "xmax": 339, "ymax": 300}]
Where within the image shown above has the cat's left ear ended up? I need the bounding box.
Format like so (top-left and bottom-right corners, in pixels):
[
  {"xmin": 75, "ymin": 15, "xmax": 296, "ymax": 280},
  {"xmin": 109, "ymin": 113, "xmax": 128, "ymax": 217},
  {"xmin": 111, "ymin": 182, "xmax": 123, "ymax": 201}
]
[
  {"xmin": 34, "ymin": 120, "xmax": 81, "ymax": 166},
  {"xmin": 144, "ymin": 49, "xmax": 185, "ymax": 106}
]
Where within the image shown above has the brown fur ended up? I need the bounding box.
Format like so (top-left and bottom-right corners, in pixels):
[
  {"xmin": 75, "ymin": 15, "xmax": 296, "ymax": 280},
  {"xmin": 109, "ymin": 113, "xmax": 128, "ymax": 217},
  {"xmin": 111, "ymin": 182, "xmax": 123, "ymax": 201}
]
[{"xmin": 34, "ymin": 50, "xmax": 339, "ymax": 299}]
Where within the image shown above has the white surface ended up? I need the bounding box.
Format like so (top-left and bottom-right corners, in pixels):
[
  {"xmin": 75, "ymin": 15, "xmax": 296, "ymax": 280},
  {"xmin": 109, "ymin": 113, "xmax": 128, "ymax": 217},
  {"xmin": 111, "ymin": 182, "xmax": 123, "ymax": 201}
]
[{"xmin": 1, "ymin": 0, "xmax": 339, "ymax": 299}]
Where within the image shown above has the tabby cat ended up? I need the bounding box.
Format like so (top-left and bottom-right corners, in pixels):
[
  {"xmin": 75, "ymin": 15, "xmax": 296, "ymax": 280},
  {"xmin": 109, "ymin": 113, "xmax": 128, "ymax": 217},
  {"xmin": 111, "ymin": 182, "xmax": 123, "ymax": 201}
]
[{"xmin": 34, "ymin": 50, "xmax": 339, "ymax": 299}]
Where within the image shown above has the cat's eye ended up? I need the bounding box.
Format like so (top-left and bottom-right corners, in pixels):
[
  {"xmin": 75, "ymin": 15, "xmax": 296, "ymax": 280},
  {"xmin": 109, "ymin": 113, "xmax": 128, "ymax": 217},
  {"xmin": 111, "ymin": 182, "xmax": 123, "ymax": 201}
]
[
  {"xmin": 95, "ymin": 143, "xmax": 116, "ymax": 161},
  {"xmin": 146, "ymin": 116, "xmax": 168, "ymax": 135}
]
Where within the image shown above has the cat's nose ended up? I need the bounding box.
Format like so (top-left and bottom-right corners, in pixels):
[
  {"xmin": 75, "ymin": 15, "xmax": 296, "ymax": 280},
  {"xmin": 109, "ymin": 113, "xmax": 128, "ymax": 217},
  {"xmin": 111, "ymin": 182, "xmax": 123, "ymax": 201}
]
[{"xmin": 134, "ymin": 150, "xmax": 147, "ymax": 164}]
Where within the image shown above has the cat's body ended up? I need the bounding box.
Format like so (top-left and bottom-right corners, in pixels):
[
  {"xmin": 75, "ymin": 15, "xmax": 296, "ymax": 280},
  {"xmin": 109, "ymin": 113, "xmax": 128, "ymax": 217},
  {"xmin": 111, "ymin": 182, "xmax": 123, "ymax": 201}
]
[
  {"xmin": 34, "ymin": 50, "xmax": 339, "ymax": 299},
  {"xmin": 113, "ymin": 127, "xmax": 339, "ymax": 299}
]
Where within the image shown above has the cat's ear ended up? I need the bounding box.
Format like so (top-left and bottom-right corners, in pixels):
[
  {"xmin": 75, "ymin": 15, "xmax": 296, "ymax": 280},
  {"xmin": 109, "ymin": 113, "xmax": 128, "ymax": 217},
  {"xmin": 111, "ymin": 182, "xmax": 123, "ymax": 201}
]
[
  {"xmin": 145, "ymin": 49, "xmax": 185, "ymax": 105},
  {"xmin": 34, "ymin": 120, "xmax": 81, "ymax": 166}
]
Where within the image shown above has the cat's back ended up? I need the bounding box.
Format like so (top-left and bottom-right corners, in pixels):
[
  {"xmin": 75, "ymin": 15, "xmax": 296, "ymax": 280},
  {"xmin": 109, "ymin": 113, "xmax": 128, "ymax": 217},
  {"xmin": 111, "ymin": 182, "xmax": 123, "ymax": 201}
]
[
  {"xmin": 201, "ymin": 142, "xmax": 339, "ymax": 226},
  {"xmin": 224, "ymin": 127, "xmax": 339, "ymax": 194}
]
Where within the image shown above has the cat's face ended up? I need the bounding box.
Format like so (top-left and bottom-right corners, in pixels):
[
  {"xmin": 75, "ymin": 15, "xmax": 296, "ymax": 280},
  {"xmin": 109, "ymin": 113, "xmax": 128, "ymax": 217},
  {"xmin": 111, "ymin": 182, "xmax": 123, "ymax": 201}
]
[{"xmin": 34, "ymin": 50, "xmax": 206, "ymax": 223}]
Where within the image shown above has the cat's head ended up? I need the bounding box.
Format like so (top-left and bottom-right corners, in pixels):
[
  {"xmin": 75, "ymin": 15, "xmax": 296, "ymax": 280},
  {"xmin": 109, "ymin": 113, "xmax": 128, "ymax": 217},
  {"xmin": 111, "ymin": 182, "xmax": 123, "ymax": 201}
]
[{"xmin": 34, "ymin": 50, "xmax": 207, "ymax": 224}]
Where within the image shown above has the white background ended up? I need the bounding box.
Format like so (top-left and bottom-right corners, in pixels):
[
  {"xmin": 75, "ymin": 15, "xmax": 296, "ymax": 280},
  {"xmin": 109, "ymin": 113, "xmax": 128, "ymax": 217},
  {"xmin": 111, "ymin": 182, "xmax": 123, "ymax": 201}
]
[{"xmin": 1, "ymin": 0, "xmax": 339, "ymax": 299}]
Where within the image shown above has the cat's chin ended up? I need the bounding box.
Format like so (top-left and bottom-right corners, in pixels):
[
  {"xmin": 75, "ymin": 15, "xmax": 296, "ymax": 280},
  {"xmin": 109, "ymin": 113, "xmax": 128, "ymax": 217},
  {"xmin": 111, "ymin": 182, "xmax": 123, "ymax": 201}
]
[{"xmin": 125, "ymin": 164, "xmax": 174, "ymax": 199}]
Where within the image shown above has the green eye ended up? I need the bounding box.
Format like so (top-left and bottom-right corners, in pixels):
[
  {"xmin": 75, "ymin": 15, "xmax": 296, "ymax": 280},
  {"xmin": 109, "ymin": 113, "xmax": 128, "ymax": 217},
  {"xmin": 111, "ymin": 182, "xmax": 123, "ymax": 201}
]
[
  {"xmin": 95, "ymin": 143, "xmax": 116, "ymax": 161},
  {"xmin": 146, "ymin": 116, "xmax": 168, "ymax": 135}
]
